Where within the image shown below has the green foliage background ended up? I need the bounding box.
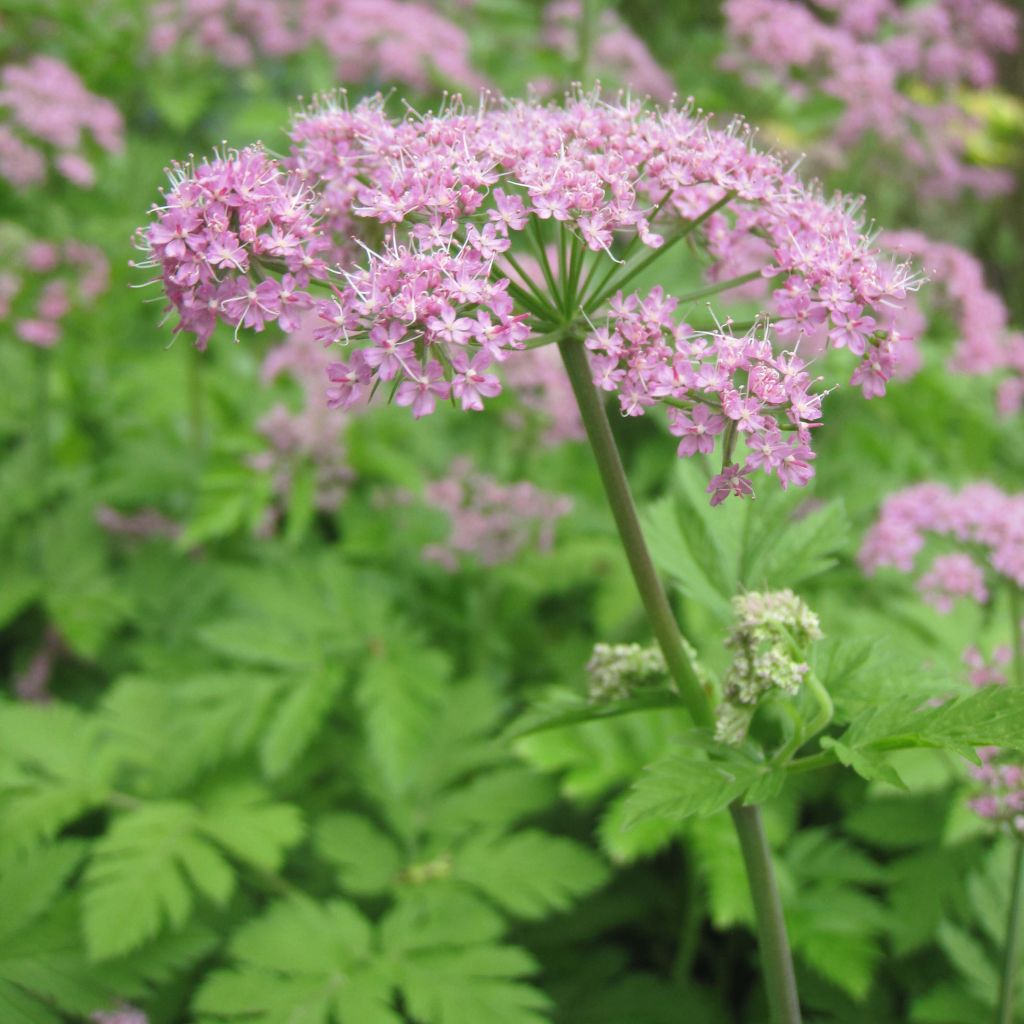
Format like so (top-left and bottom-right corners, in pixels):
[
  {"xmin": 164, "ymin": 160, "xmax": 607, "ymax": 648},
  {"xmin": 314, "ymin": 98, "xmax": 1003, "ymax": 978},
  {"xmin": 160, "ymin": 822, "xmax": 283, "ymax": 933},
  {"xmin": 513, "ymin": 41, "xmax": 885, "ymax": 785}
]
[{"xmin": 1, "ymin": 2, "xmax": 1022, "ymax": 1022}]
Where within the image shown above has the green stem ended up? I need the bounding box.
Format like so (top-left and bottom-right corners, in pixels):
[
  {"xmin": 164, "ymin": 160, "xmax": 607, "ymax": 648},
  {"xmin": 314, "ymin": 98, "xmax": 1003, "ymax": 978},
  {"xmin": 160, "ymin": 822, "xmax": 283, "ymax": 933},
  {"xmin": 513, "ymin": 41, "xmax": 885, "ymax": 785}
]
[
  {"xmin": 998, "ymin": 841, "xmax": 1024, "ymax": 1024},
  {"xmin": 558, "ymin": 333, "xmax": 802, "ymax": 1023},
  {"xmin": 556, "ymin": 335, "xmax": 710, "ymax": 724},
  {"xmin": 730, "ymin": 804, "xmax": 803, "ymax": 1024}
]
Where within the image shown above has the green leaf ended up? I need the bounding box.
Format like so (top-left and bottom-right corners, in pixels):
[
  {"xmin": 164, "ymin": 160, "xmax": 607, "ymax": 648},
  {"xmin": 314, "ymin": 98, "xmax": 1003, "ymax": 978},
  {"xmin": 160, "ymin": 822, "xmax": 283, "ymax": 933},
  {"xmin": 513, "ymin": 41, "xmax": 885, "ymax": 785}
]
[
  {"xmin": 686, "ymin": 813, "xmax": 752, "ymax": 928},
  {"xmin": 314, "ymin": 813, "xmax": 403, "ymax": 896},
  {"xmin": 0, "ymin": 702, "xmax": 117, "ymax": 850},
  {"xmin": 454, "ymin": 829, "xmax": 609, "ymax": 920},
  {"xmin": 644, "ymin": 460, "xmax": 847, "ymax": 618},
  {"xmin": 198, "ymin": 780, "xmax": 304, "ymax": 872},
  {"xmin": 396, "ymin": 944, "xmax": 550, "ymax": 1024},
  {"xmin": 195, "ymin": 896, "xmax": 399, "ymax": 1024},
  {"xmin": 430, "ymin": 767, "xmax": 557, "ymax": 837},
  {"xmin": 820, "ymin": 737, "xmax": 907, "ymax": 789},
  {"xmin": 621, "ymin": 743, "xmax": 767, "ymax": 828},
  {"xmin": 936, "ymin": 921, "xmax": 999, "ymax": 1004},
  {"xmin": 382, "ymin": 889, "xmax": 549, "ymax": 1024},
  {"xmin": 101, "ymin": 672, "xmax": 282, "ymax": 792},
  {"xmin": 598, "ymin": 790, "xmax": 681, "ymax": 865},
  {"xmin": 503, "ymin": 687, "xmax": 686, "ymax": 740},
  {"xmin": 839, "ymin": 684, "xmax": 1024, "ymax": 757},
  {"xmin": 0, "ymin": 841, "xmax": 85, "ymax": 943},
  {"xmin": 260, "ymin": 668, "xmax": 346, "ymax": 779},
  {"xmin": 83, "ymin": 802, "xmax": 235, "ymax": 960}
]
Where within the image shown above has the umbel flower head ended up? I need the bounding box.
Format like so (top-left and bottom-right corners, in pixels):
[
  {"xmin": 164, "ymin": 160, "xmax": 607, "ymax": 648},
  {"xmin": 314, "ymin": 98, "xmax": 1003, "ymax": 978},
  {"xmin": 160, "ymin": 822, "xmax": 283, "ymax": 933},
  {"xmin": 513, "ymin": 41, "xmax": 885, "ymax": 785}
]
[
  {"xmin": 137, "ymin": 90, "xmax": 919, "ymax": 503},
  {"xmin": 716, "ymin": 588, "xmax": 823, "ymax": 744}
]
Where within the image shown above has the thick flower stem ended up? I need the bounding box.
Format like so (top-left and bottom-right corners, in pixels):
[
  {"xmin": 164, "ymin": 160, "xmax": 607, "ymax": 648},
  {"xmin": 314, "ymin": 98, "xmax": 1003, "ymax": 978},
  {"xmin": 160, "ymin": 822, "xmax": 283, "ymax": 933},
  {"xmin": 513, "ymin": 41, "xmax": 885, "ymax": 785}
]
[
  {"xmin": 556, "ymin": 334, "xmax": 711, "ymax": 725},
  {"xmin": 998, "ymin": 841, "xmax": 1024, "ymax": 1024},
  {"xmin": 730, "ymin": 803, "xmax": 803, "ymax": 1024},
  {"xmin": 557, "ymin": 334, "xmax": 802, "ymax": 1023}
]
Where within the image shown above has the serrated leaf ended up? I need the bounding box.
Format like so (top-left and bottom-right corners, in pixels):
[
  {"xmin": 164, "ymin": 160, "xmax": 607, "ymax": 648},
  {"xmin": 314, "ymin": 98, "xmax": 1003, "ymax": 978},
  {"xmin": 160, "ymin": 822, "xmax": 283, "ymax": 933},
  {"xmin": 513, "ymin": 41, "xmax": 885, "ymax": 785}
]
[
  {"xmin": 937, "ymin": 921, "xmax": 999, "ymax": 1004},
  {"xmin": 621, "ymin": 744, "xmax": 767, "ymax": 828},
  {"xmin": 260, "ymin": 668, "xmax": 346, "ymax": 778},
  {"xmin": 357, "ymin": 646, "xmax": 450, "ymax": 797},
  {"xmin": 382, "ymin": 889, "xmax": 549, "ymax": 1024},
  {"xmin": 314, "ymin": 812, "xmax": 403, "ymax": 896},
  {"xmin": 195, "ymin": 897, "xmax": 398, "ymax": 1024},
  {"xmin": 820, "ymin": 737, "xmax": 907, "ymax": 789},
  {"xmin": 840, "ymin": 684, "xmax": 1024, "ymax": 757},
  {"xmin": 0, "ymin": 841, "xmax": 85, "ymax": 942},
  {"xmin": 598, "ymin": 789, "xmax": 680, "ymax": 865},
  {"xmin": 83, "ymin": 803, "xmax": 235, "ymax": 960},
  {"xmin": 455, "ymin": 829, "xmax": 608, "ymax": 919},
  {"xmin": 686, "ymin": 813, "xmax": 753, "ymax": 928},
  {"xmin": 0, "ymin": 702, "xmax": 117, "ymax": 850},
  {"xmin": 198, "ymin": 780, "xmax": 304, "ymax": 872}
]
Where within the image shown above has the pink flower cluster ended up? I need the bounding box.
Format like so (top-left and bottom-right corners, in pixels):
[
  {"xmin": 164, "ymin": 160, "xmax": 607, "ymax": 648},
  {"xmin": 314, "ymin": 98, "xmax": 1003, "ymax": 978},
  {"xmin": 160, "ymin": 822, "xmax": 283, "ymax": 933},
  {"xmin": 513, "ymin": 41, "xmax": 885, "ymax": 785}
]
[
  {"xmin": 0, "ymin": 56, "xmax": 123, "ymax": 189},
  {"xmin": 860, "ymin": 482, "xmax": 1024, "ymax": 605},
  {"xmin": 542, "ymin": 1, "xmax": 675, "ymax": 102},
  {"xmin": 251, "ymin": 310, "xmax": 354, "ymax": 517},
  {"xmin": 589, "ymin": 299, "xmax": 823, "ymax": 503},
  {"xmin": 421, "ymin": 458, "xmax": 572, "ymax": 570},
  {"xmin": 135, "ymin": 146, "xmax": 329, "ymax": 348},
  {"xmin": 149, "ymin": 0, "xmax": 483, "ymax": 91},
  {"xmin": 722, "ymin": 0, "xmax": 1018, "ymax": 199},
  {"xmin": 141, "ymin": 93, "xmax": 916, "ymax": 503},
  {"xmin": 883, "ymin": 231, "xmax": 1024, "ymax": 416},
  {"xmin": 0, "ymin": 230, "xmax": 109, "ymax": 348}
]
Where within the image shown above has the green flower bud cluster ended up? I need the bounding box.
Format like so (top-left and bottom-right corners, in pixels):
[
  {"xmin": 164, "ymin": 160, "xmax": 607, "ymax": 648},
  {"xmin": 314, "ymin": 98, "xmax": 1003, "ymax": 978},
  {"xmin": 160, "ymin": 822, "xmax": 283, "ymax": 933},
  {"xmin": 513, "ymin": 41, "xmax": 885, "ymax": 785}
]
[
  {"xmin": 586, "ymin": 642, "xmax": 668, "ymax": 703},
  {"xmin": 715, "ymin": 589, "xmax": 824, "ymax": 744}
]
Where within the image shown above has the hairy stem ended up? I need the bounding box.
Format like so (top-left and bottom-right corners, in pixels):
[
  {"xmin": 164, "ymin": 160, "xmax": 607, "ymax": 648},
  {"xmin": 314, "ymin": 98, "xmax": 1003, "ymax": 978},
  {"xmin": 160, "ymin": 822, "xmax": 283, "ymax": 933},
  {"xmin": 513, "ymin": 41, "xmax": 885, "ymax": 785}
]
[
  {"xmin": 999, "ymin": 842, "xmax": 1024, "ymax": 1024},
  {"xmin": 730, "ymin": 804, "xmax": 803, "ymax": 1024},
  {"xmin": 557, "ymin": 334, "xmax": 802, "ymax": 1023}
]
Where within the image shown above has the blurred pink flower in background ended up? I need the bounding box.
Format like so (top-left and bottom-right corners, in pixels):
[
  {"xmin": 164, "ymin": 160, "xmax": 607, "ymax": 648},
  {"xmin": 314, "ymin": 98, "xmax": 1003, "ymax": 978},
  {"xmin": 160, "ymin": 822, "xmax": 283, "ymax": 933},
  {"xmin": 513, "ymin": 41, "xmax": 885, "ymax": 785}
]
[
  {"xmin": 421, "ymin": 457, "xmax": 572, "ymax": 570},
  {"xmin": 543, "ymin": 0, "xmax": 674, "ymax": 101},
  {"xmin": 0, "ymin": 56, "xmax": 122, "ymax": 189},
  {"xmin": 722, "ymin": 0, "xmax": 1018, "ymax": 199},
  {"xmin": 1, "ymin": 229, "xmax": 109, "ymax": 347},
  {"xmin": 149, "ymin": 0, "xmax": 484, "ymax": 90},
  {"xmin": 883, "ymin": 230, "xmax": 1024, "ymax": 416}
]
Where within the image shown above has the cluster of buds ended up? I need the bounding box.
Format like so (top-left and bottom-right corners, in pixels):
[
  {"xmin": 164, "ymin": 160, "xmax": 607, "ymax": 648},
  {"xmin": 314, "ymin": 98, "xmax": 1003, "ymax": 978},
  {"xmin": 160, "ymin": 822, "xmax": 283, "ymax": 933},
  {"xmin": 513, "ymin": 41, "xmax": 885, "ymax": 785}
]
[
  {"xmin": 586, "ymin": 642, "xmax": 669, "ymax": 703},
  {"xmin": 716, "ymin": 589, "xmax": 823, "ymax": 744}
]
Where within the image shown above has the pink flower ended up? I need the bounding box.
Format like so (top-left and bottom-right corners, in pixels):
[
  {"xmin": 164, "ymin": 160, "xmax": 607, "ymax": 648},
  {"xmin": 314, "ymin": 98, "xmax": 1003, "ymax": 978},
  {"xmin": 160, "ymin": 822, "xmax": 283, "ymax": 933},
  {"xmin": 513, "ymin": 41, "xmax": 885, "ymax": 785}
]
[
  {"xmin": 669, "ymin": 404, "xmax": 726, "ymax": 456},
  {"xmin": 395, "ymin": 360, "xmax": 450, "ymax": 419},
  {"xmin": 707, "ymin": 464, "xmax": 754, "ymax": 506},
  {"xmin": 452, "ymin": 351, "xmax": 502, "ymax": 411}
]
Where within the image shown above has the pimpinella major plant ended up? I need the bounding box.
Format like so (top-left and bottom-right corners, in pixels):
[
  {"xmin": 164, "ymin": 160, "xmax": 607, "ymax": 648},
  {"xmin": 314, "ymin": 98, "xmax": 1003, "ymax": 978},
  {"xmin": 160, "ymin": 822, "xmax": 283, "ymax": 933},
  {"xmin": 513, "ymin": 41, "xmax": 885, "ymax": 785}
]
[{"xmin": 131, "ymin": 89, "xmax": 1024, "ymax": 1022}]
